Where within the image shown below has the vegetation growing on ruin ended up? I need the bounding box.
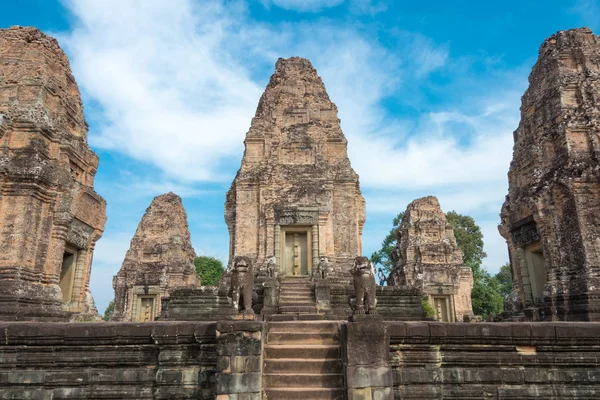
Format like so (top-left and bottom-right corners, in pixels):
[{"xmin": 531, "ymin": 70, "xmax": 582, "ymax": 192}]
[
  {"xmin": 421, "ymin": 299, "xmax": 435, "ymax": 319},
  {"xmin": 194, "ymin": 256, "xmax": 225, "ymax": 286}
]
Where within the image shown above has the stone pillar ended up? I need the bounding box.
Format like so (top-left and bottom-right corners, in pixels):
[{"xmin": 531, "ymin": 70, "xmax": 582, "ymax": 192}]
[
  {"xmin": 343, "ymin": 317, "xmax": 393, "ymax": 399},
  {"xmin": 262, "ymin": 278, "xmax": 280, "ymax": 315},
  {"xmin": 215, "ymin": 321, "xmax": 264, "ymax": 400},
  {"xmin": 274, "ymin": 224, "xmax": 281, "ymax": 267},
  {"xmin": 312, "ymin": 224, "xmax": 319, "ymax": 273},
  {"xmin": 315, "ymin": 280, "xmax": 331, "ymax": 312}
]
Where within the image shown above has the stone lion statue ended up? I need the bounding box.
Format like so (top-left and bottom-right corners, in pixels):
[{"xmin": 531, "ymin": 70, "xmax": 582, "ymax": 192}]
[
  {"xmin": 266, "ymin": 255, "xmax": 277, "ymax": 278},
  {"xmin": 228, "ymin": 256, "xmax": 254, "ymax": 314},
  {"xmin": 312, "ymin": 256, "xmax": 330, "ymax": 280},
  {"xmin": 350, "ymin": 256, "xmax": 377, "ymax": 315}
]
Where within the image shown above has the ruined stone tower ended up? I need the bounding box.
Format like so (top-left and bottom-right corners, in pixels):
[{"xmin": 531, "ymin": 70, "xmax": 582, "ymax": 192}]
[
  {"xmin": 111, "ymin": 192, "xmax": 200, "ymax": 322},
  {"xmin": 225, "ymin": 57, "xmax": 366, "ymax": 276},
  {"xmin": 499, "ymin": 28, "xmax": 600, "ymax": 321},
  {"xmin": 0, "ymin": 27, "xmax": 106, "ymax": 321},
  {"xmin": 390, "ymin": 196, "xmax": 474, "ymax": 322}
]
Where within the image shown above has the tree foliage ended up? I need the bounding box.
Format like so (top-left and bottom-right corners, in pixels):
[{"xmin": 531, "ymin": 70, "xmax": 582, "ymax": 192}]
[
  {"xmin": 194, "ymin": 256, "xmax": 225, "ymax": 286},
  {"xmin": 495, "ymin": 263, "xmax": 513, "ymax": 301},
  {"xmin": 103, "ymin": 300, "xmax": 114, "ymax": 321},
  {"xmin": 370, "ymin": 212, "xmax": 404, "ymax": 274},
  {"xmin": 445, "ymin": 211, "xmax": 486, "ymax": 270},
  {"xmin": 371, "ymin": 209, "xmax": 507, "ymax": 318}
]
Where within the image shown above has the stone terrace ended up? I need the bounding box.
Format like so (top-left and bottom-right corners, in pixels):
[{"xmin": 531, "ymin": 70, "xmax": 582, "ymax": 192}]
[{"xmin": 1, "ymin": 321, "xmax": 600, "ymax": 399}]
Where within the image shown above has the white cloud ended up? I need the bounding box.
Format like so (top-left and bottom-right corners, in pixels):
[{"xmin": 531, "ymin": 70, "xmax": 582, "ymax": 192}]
[
  {"xmin": 60, "ymin": 0, "xmax": 261, "ymax": 182},
  {"xmin": 260, "ymin": 0, "xmax": 345, "ymax": 12},
  {"xmin": 349, "ymin": 0, "xmax": 387, "ymax": 15}
]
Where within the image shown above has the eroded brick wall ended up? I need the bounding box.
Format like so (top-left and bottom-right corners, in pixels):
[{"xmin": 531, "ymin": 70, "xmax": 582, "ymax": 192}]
[
  {"xmin": 390, "ymin": 322, "xmax": 600, "ymax": 399},
  {"xmin": 1, "ymin": 321, "xmax": 600, "ymax": 399},
  {"xmin": 0, "ymin": 322, "xmax": 217, "ymax": 399}
]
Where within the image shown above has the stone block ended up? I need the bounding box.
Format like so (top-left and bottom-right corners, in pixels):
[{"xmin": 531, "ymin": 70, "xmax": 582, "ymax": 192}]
[
  {"xmin": 345, "ymin": 320, "xmax": 389, "ymax": 366},
  {"xmin": 215, "ymin": 372, "xmax": 261, "ymax": 394},
  {"xmin": 156, "ymin": 369, "xmax": 182, "ymax": 384},
  {"xmin": 346, "ymin": 365, "xmax": 393, "ymax": 389},
  {"xmin": 216, "ymin": 321, "xmax": 264, "ymax": 334},
  {"xmin": 8, "ymin": 370, "xmax": 45, "ymax": 384},
  {"xmin": 230, "ymin": 356, "xmax": 246, "ymax": 373},
  {"xmin": 404, "ymin": 322, "xmax": 430, "ymax": 340},
  {"xmin": 372, "ymin": 387, "xmax": 393, "ymax": 400},
  {"xmin": 216, "ymin": 334, "xmax": 262, "ymax": 356},
  {"xmin": 44, "ymin": 371, "xmax": 86, "ymax": 386},
  {"xmin": 501, "ymin": 368, "xmax": 524, "ymax": 383},
  {"xmin": 217, "ymin": 356, "xmax": 230, "ymax": 372},
  {"xmin": 348, "ymin": 387, "xmax": 372, "ymax": 400},
  {"xmin": 246, "ymin": 356, "xmax": 261, "ymax": 372}
]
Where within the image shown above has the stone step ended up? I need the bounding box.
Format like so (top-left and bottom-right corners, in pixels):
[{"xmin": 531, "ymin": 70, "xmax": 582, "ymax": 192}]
[
  {"xmin": 265, "ymin": 344, "xmax": 340, "ymax": 359},
  {"xmin": 280, "ymin": 282, "xmax": 313, "ymax": 286},
  {"xmin": 268, "ymin": 321, "xmax": 340, "ymax": 333},
  {"xmin": 268, "ymin": 313, "xmax": 326, "ymax": 321},
  {"xmin": 279, "ymin": 305, "xmax": 317, "ymax": 314},
  {"xmin": 263, "ymin": 373, "xmax": 343, "ymax": 389},
  {"xmin": 268, "ymin": 332, "xmax": 339, "ymax": 345},
  {"xmin": 263, "ymin": 358, "xmax": 342, "ymax": 374},
  {"xmin": 279, "ymin": 297, "xmax": 314, "ymax": 302},
  {"xmin": 278, "ymin": 300, "xmax": 316, "ymax": 306},
  {"xmin": 263, "ymin": 388, "xmax": 344, "ymax": 400},
  {"xmin": 280, "ymin": 287, "xmax": 313, "ymax": 294}
]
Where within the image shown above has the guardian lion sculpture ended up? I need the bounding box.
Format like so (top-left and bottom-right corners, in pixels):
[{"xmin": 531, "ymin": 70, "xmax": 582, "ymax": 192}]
[
  {"xmin": 229, "ymin": 256, "xmax": 254, "ymax": 314},
  {"xmin": 350, "ymin": 256, "xmax": 377, "ymax": 315}
]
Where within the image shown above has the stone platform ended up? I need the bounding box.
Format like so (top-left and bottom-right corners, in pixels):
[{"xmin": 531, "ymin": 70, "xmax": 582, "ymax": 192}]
[
  {"xmin": 161, "ymin": 277, "xmax": 426, "ymax": 322},
  {"xmin": 1, "ymin": 321, "xmax": 600, "ymax": 399}
]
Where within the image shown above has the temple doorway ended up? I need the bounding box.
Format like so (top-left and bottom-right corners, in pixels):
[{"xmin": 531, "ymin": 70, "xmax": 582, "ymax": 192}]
[
  {"xmin": 59, "ymin": 247, "xmax": 77, "ymax": 303},
  {"xmin": 525, "ymin": 242, "xmax": 546, "ymax": 303},
  {"xmin": 137, "ymin": 296, "xmax": 156, "ymax": 322},
  {"xmin": 433, "ymin": 296, "xmax": 451, "ymax": 322},
  {"xmin": 280, "ymin": 227, "xmax": 312, "ymax": 276}
]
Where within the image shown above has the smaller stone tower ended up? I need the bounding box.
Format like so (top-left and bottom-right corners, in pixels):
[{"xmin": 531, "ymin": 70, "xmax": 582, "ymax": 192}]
[
  {"xmin": 389, "ymin": 196, "xmax": 474, "ymax": 322},
  {"xmin": 111, "ymin": 192, "xmax": 200, "ymax": 322}
]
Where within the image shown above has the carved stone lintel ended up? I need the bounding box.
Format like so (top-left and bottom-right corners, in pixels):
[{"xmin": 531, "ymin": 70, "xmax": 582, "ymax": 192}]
[
  {"xmin": 511, "ymin": 218, "xmax": 540, "ymax": 247},
  {"xmin": 275, "ymin": 208, "xmax": 319, "ymax": 226}
]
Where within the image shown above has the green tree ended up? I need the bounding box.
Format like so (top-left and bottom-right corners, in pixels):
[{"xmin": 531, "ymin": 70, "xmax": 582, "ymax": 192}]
[
  {"xmin": 194, "ymin": 256, "xmax": 225, "ymax": 286},
  {"xmin": 471, "ymin": 271, "xmax": 504, "ymax": 318},
  {"xmin": 445, "ymin": 211, "xmax": 486, "ymax": 270},
  {"xmin": 370, "ymin": 212, "xmax": 404, "ymax": 274},
  {"xmin": 103, "ymin": 300, "xmax": 114, "ymax": 321},
  {"xmin": 495, "ymin": 263, "xmax": 512, "ymax": 301}
]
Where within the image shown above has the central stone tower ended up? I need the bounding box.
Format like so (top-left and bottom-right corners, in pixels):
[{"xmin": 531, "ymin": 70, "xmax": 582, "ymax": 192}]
[{"xmin": 225, "ymin": 57, "xmax": 365, "ymax": 276}]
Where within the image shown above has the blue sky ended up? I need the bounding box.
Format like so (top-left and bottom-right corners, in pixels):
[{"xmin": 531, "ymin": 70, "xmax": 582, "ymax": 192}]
[{"xmin": 2, "ymin": 0, "xmax": 599, "ymax": 312}]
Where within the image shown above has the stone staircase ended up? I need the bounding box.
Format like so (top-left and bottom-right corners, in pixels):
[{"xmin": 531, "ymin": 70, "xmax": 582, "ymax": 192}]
[
  {"xmin": 277, "ymin": 276, "xmax": 318, "ymax": 314},
  {"xmin": 263, "ymin": 321, "xmax": 345, "ymax": 400}
]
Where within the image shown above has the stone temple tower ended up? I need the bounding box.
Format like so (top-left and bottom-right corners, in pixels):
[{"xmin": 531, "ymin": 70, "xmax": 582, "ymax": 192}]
[
  {"xmin": 499, "ymin": 28, "xmax": 600, "ymax": 321},
  {"xmin": 111, "ymin": 192, "xmax": 200, "ymax": 322},
  {"xmin": 0, "ymin": 27, "xmax": 106, "ymax": 321},
  {"xmin": 225, "ymin": 57, "xmax": 366, "ymax": 276}
]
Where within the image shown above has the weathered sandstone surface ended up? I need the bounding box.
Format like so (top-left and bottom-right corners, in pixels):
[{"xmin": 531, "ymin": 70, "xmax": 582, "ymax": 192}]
[
  {"xmin": 0, "ymin": 27, "xmax": 106, "ymax": 321},
  {"xmin": 112, "ymin": 192, "xmax": 199, "ymax": 321},
  {"xmin": 390, "ymin": 196, "xmax": 474, "ymax": 321},
  {"xmin": 499, "ymin": 28, "xmax": 600, "ymax": 321},
  {"xmin": 225, "ymin": 57, "xmax": 366, "ymax": 276}
]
